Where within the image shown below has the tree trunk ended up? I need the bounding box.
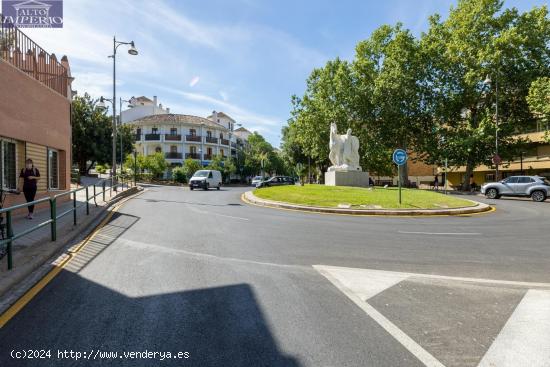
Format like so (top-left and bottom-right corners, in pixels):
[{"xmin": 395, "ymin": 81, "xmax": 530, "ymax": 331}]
[{"xmin": 463, "ymin": 162, "xmax": 474, "ymax": 191}]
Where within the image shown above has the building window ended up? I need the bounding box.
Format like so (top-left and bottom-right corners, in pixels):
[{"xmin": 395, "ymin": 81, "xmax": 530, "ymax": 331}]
[
  {"xmin": 155, "ymin": 147, "xmax": 162, "ymax": 153},
  {"xmin": 48, "ymin": 148, "xmax": 59, "ymax": 190},
  {"xmin": 152, "ymin": 127, "xmax": 158, "ymax": 134},
  {"xmin": 207, "ymin": 131, "xmax": 212, "ymax": 138},
  {"xmin": 190, "ymin": 146, "xmax": 196, "ymax": 154},
  {"xmin": 170, "ymin": 128, "xmax": 177, "ymax": 135},
  {"xmin": 220, "ymin": 149, "xmax": 224, "ymax": 157},
  {"xmin": 170, "ymin": 146, "xmax": 177, "ymax": 153},
  {"xmin": 220, "ymin": 133, "xmax": 224, "ymax": 139},
  {"xmin": 207, "ymin": 147, "xmax": 212, "ymax": 155},
  {"xmin": 136, "ymin": 128, "xmax": 142, "ymax": 137},
  {"xmin": 1, "ymin": 140, "xmax": 17, "ymax": 190},
  {"xmin": 190, "ymin": 129, "xmax": 196, "ymax": 136}
]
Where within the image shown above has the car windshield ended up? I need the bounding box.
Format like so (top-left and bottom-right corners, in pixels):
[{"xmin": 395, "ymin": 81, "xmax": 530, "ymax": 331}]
[
  {"xmin": 193, "ymin": 170, "xmax": 209, "ymax": 177},
  {"xmin": 541, "ymin": 178, "xmax": 550, "ymax": 185},
  {"xmin": 253, "ymin": 176, "xmax": 263, "ymax": 180}
]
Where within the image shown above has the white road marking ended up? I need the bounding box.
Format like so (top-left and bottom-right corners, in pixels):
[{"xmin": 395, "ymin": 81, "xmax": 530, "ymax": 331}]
[
  {"xmin": 477, "ymin": 289, "xmax": 550, "ymax": 367},
  {"xmin": 315, "ymin": 266, "xmax": 445, "ymax": 367},
  {"xmin": 315, "ymin": 265, "xmax": 550, "ymax": 289},
  {"xmin": 186, "ymin": 205, "xmax": 249, "ymax": 221},
  {"xmin": 313, "ymin": 266, "xmax": 408, "ymax": 301},
  {"xmin": 398, "ymin": 231, "xmax": 482, "ymax": 236}
]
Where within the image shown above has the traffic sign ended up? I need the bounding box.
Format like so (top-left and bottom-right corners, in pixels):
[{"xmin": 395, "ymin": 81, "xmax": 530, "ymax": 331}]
[
  {"xmin": 392, "ymin": 149, "xmax": 408, "ymax": 166},
  {"xmin": 492, "ymin": 154, "xmax": 502, "ymax": 165}
]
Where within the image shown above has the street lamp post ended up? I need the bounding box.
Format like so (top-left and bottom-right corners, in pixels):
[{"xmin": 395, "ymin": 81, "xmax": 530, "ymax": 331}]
[
  {"xmin": 108, "ymin": 36, "xmax": 138, "ymax": 180},
  {"xmin": 119, "ymin": 97, "xmax": 133, "ymax": 169},
  {"xmin": 483, "ymin": 74, "xmax": 499, "ymax": 180}
]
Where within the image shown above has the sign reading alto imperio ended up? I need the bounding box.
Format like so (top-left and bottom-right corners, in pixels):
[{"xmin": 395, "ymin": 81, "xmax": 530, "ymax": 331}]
[{"xmin": 2, "ymin": 0, "xmax": 63, "ymax": 28}]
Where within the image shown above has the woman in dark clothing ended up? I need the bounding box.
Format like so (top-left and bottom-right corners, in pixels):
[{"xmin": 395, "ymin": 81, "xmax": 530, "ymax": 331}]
[{"xmin": 18, "ymin": 159, "xmax": 40, "ymax": 219}]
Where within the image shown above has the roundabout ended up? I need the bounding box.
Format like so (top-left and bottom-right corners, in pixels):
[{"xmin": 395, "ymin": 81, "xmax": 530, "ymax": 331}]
[{"xmin": 244, "ymin": 185, "xmax": 492, "ymax": 216}]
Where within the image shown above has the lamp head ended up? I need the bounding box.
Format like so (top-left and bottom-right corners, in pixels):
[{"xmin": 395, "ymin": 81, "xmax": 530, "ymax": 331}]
[
  {"xmin": 98, "ymin": 96, "xmax": 107, "ymax": 109},
  {"xmin": 483, "ymin": 75, "xmax": 491, "ymax": 85},
  {"xmin": 128, "ymin": 41, "xmax": 138, "ymax": 56}
]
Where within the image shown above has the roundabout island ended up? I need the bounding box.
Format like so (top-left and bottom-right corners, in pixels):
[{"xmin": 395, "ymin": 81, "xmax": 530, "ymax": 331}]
[{"xmin": 243, "ymin": 185, "xmax": 492, "ymax": 216}]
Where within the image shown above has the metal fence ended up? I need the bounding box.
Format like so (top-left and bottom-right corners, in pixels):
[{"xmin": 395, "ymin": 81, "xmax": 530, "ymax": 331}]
[
  {"xmin": 0, "ymin": 13, "xmax": 68, "ymax": 96},
  {"xmin": 0, "ymin": 176, "xmax": 135, "ymax": 270}
]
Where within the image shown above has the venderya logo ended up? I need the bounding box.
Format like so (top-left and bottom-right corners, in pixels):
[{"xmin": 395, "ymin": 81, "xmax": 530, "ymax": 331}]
[{"xmin": 1, "ymin": 0, "xmax": 63, "ymax": 28}]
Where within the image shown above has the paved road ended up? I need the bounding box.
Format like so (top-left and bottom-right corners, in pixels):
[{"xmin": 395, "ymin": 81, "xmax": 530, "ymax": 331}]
[{"xmin": 1, "ymin": 186, "xmax": 549, "ymax": 366}]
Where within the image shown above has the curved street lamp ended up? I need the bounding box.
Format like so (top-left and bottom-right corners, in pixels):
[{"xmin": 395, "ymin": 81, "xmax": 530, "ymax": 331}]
[{"xmin": 108, "ymin": 37, "xmax": 138, "ymax": 180}]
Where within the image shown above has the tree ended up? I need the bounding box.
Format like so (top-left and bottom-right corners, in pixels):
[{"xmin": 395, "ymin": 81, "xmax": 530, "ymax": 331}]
[
  {"xmin": 116, "ymin": 124, "xmax": 136, "ymax": 166},
  {"xmin": 527, "ymin": 77, "xmax": 550, "ymax": 142},
  {"xmin": 419, "ymin": 0, "xmax": 550, "ymax": 188},
  {"xmin": 182, "ymin": 158, "xmax": 202, "ymax": 179},
  {"xmin": 207, "ymin": 155, "xmax": 237, "ymax": 182},
  {"xmin": 71, "ymin": 94, "xmax": 112, "ymax": 174},
  {"xmin": 172, "ymin": 166, "xmax": 187, "ymax": 183},
  {"xmin": 144, "ymin": 152, "xmax": 168, "ymax": 178}
]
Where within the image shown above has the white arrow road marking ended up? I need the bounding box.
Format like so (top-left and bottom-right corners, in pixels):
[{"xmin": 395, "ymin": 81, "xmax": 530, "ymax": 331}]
[{"xmin": 477, "ymin": 289, "xmax": 550, "ymax": 367}]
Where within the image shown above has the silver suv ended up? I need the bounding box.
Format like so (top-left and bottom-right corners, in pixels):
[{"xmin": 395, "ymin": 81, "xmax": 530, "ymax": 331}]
[{"xmin": 481, "ymin": 176, "xmax": 550, "ymax": 202}]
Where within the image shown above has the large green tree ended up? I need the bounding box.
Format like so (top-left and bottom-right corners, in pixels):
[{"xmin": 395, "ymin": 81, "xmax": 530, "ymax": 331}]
[
  {"xmin": 71, "ymin": 94, "xmax": 112, "ymax": 174},
  {"xmin": 420, "ymin": 0, "xmax": 550, "ymax": 187}
]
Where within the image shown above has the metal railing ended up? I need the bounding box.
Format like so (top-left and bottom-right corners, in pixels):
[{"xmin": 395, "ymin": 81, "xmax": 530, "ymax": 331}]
[
  {"xmin": 186, "ymin": 135, "xmax": 201, "ymax": 142},
  {"xmin": 0, "ymin": 175, "xmax": 136, "ymax": 270},
  {"xmin": 144, "ymin": 133, "xmax": 161, "ymax": 141},
  {"xmin": 164, "ymin": 134, "xmax": 181, "ymax": 141},
  {"xmin": 165, "ymin": 152, "xmax": 183, "ymax": 159},
  {"xmin": 0, "ymin": 14, "xmax": 68, "ymax": 96},
  {"xmin": 185, "ymin": 153, "xmax": 200, "ymax": 159},
  {"xmin": 205, "ymin": 137, "xmax": 218, "ymax": 144}
]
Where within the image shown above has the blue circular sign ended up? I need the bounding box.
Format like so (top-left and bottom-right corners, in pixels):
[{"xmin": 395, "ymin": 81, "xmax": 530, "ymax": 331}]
[{"xmin": 392, "ymin": 149, "xmax": 408, "ymax": 166}]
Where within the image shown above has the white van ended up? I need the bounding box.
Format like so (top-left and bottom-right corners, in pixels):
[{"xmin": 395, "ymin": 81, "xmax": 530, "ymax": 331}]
[{"xmin": 189, "ymin": 170, "xmax": 222, "ymax": 190}]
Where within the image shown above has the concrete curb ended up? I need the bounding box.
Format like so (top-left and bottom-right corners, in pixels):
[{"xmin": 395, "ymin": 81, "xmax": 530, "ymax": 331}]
[
  {"xmin": 242, "ymin": 190, "xmax": 492, "ymax": 216},
  {"xmin": 0, "ymin": 186, "xmax": 143, "ymax": 313}
]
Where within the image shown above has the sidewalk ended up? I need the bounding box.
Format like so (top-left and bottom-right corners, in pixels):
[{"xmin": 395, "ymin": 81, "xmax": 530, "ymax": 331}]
[{"xmin": 0, "ymin": 180, "xmax": 139, "ymax": 298}]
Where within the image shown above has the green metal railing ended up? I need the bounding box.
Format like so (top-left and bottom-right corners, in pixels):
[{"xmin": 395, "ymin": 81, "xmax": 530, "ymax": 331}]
[{"xmin": 0, "ymin": 175, "xmax": 135, "ymax": 270}]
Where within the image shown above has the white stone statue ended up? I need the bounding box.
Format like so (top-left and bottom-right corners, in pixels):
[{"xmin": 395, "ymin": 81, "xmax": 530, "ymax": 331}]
[{"xmin": 328, "ymin": 122, "xmax": 362, "ymax": 172}]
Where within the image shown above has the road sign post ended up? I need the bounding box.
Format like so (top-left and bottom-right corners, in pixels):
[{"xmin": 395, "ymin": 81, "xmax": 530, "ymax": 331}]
[{"xmin": 392, "ymin": 149, "xmax": 408, "ymax": 205}]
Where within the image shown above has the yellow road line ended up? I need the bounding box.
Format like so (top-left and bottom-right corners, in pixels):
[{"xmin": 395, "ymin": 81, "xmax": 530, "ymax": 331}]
[
  {"xmin": 0, "ymin": 190, "xmax": 142, "ymax": 328},
  {"xmin": 241, "ymin": 193, "xmax": 496, "ymax": 218}
]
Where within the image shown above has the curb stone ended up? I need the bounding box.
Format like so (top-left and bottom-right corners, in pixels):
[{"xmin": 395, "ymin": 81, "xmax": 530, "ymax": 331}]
[{"xmin": 242, "ymin": 190, "xmax": 492, "ymax": 216}]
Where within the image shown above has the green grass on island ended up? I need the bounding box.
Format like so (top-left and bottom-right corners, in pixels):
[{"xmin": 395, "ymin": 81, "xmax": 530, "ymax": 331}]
[{"xmin": 253, "ymin": 185, "xmax": 474, "ymax": 209}]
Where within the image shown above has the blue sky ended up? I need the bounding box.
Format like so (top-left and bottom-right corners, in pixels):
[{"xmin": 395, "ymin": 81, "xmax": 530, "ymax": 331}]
[{"xmin": 22, "ymin": 0, "xmax": 547, "ymax": 146}]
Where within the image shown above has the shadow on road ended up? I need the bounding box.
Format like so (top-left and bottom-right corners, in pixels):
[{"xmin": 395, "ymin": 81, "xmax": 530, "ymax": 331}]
[{"xmin": 0, "ymin": 274, "xmax": 301, "ymax": 367}]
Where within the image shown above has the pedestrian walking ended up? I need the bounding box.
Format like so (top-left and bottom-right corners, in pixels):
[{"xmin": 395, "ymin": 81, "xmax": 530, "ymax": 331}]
[
  {"xmin": 433, "ymin": 174, "xmax": 439, "ymax": 191},
  {"xmin": 17, "ymin": 159, "xmax": 40, "ymax": 219}
]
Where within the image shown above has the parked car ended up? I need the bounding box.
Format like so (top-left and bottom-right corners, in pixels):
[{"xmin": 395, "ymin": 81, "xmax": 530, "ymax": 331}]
[
  {"xmin": 251, "ymin": 176, "xmax": 267, "ymax": 187},
  {"xmin": 481, "ymin": 175, "xmax": 550, "ymax": 202},
  {"xmin": 189, "ymin": 170, "xmax": 222, "ymax": 190},
  {"xmin": 256, "ymin": 176, "xmax": 295, "ymax": 188}
]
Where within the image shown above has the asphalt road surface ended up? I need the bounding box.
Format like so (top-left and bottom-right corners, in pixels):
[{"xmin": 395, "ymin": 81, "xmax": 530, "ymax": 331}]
[{"xmin": 1, "ymin": 185, "xmax": 549, "ymax": 367}]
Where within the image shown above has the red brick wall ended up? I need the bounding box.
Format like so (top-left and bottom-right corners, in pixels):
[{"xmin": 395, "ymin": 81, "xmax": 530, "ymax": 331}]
[{"xmin": 0, "ymin": 59, "xmax": 71, "ymax": 211}]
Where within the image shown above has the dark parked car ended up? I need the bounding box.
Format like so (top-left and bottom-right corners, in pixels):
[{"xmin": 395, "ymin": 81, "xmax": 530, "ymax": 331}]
[{"xmin": 256, "ymin": 176, "xmax": 295, "ymax": 188}]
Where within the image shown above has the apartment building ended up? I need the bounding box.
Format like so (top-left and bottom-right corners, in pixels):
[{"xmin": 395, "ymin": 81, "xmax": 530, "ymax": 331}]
[
  {"xmin": 0, "ymin": 15, "xmax": 74, "ymax": 207},
  {"xmin": 446, "ymin": 126, "xmax": 550, "ymax": 187}
]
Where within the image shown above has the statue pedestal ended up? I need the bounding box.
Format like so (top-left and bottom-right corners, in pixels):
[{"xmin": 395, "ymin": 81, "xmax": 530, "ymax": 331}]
[{"xmin": 325, "ymin": 170, "xmax": 370, "ymax": 188}]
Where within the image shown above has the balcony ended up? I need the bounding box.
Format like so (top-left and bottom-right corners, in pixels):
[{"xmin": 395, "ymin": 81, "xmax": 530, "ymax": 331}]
[
  {"xmin": 165, "ymin": 134, "xmax": 182, "ymax": 141},
  {"xmin": 221, "ymin": 138, "xmax": 230, "ymax": 146},
  {"xmin": 135, "ymin": 134, "xmax": 142, "ymax": 141},
  {"xmin": 0, "ymin": 15, "xmax": 68, "ymax": 96},
  {"xmin": 144, "ymin": 133, "xmax": 161, "ymax": 141},
  {"xmin": 186, "ymin": 135, "xmax": 202, "ymax": 142},
  {"xmin": 165, "ymin": 152, "xmax": 183, "ymax": 159},
  {"xmin": 203, "ymin": 154, "xmax": 213, "ymax": 160},
  {"xmin": 231, "ymin": 142, "xmax": 237, "ymax": 148},
  {"xmin": 185, "ymin": 153, "xmax": 200, "ymax": 159},
  {"xmin": 205, "ymin": 137, "xmax": 218, "ymax": 144}
]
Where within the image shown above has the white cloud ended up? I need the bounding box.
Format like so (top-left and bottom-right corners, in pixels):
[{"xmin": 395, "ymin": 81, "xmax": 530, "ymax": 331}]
[
  {"xmin": 219, "ymin": 91, "xmax": 229, "ymax": 101},
  {"xmin": 189, "ymin": 76, "xmax": 200, "ymax": 87}
]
